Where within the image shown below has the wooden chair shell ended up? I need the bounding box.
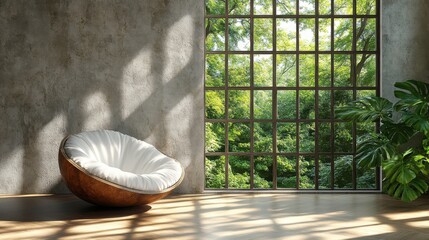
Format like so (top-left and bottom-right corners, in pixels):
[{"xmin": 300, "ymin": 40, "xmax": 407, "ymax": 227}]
[{"xmin": 58, "ymin": 134, "xmax": 184, "ymax": 207}]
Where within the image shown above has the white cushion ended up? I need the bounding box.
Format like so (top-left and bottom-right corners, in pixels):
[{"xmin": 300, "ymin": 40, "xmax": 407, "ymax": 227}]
[{"xmin": 64, "ymin": 130, "xmax": 183, "ymax": 193}]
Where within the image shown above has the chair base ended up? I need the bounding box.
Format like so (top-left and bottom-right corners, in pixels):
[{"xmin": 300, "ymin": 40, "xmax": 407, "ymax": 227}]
[{"xmin": 58, "ymin": 143, "xmax": 172, "ymax": 207}]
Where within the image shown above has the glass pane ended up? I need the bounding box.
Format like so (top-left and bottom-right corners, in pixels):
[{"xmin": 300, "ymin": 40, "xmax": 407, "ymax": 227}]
[
  {"xmin": 299, "ymin": 156, "xmax": 315, "ymax": 189},
  {"xmin": 254, "ymin": 18, "xmax": 273, "ymax": 51},
  {"xmin": 205, "ymin": 156, "xmax": 226, "ymax": 188},
  {"xmin": 254, "ymin": 156, "xmax": 274, "ymax": 188},
  {"xmin": 357, "ymin": 166, "xmax": 376, "ymax": 189},
  {"xmin": 206, "ymin": 0, "xmax": 226, "ymax": 15},
  {"xmin": 277, "ymin": 19, "xmax": 297, "ymax": 51},
  {"xmin": 278, "ymin": 90, "xmax": 296, "ymax": 119},
  {"xmin": 277, "ymin": 0, "xmax": 296, "ymax": 15},
  {"xmin": 357, "ymin": 121, "xmax": 375, "ymax": 134},
  {"xmin": 334, "ymin": 18, "xmax": 353, "ymax": 51},
  {"xmin": 206, "ymin": 54, "xmax": 225, "ymax": 87},
  {"xmin": 318, "ymin": 54, "xmax": 331, "ymax": 87},
  {"xmin": 299, "ymin": 54, "xmax": 315, "ymax": 87},
  {"xmin": 299, "ymin": 90, "xmax": 315, "ymax": 119},
  {"xmin": 334, "ymin": 122, "xmax": 353, "ymax": 152},
  {"xmin": 334, "ymin": 54, "xmax": 352, "ymax": 87},
  {"xmin": 254, "ymin": 0, "xmax": 273, "ymax": 15},
  {"xmin": 276, "ymin": 54, "xmax": 296, "ymax": 87},
  {"xmin": 357, "ymin": 0, "xmax": 376, "ymax": 15},
  {"xmin": 334, "ymin": 155, "xmax": 353, "ymax": 189},
  {"xmin": 277, "ymin": 156, "xmax": 297, "ymax": 188},
  {"xmin": 357, "ymin": 54, "xmax": 376, "ymax": 87},
  {"xmin": 228, "ymin": 156, "xmax": 250, "ymax": 189},
  {"xmin": 205, "ymin": 18, "xmax": 225, "ymax": 51},
  {"xmin": 319, "ymin": 19, "xmax": 331, "ymax": 51},
  {"xmin": 318, "ymin": 90, "xmax": 331, "ymax": 119},
  {"xmin": 300, "ymin": 122, "xmax": 315, "ymax": 152},
  {"xmin": 299, "ymin": 19, "xmax": 315, "ymax": 51},
  {"xmin": 357, "ymin": 18, "xmax": 376, "ymax": 51},
  {"xmin": 334, "ymin": 0, "xmax": 353, "ymax": 15},
  {"xmin": 254, "ymin": 54, "xmax": 273, "ymax": 86},
  {"xmin": 254, "ymin": 90, "xmax": 273, "ymax": 119},
  {"xmin": 254, "ymin": 122, "xmax": 273, "ymax": 152},
  {"xmin": 318, "ymin": 122, "xmax": 332, "ymax": 152},
  {"xmin": 228, "ymin": 122, "xmax": 251, "ymax": 152},
  {"xmin": 319, "ymin": 0, "xmax": 331, "ymax": 15},
  {"xmin": 333, "ymin": 90, "xmax": 353, "ymax": 114},
  {"xmin": 229, "ymin": 18, "xmax": 250, "ymax": 51},
  {"xmin": 277, "ymin": 123, "xmax": 297, "ymax": 152},
  {"xmin": 229, "ymin": 0, "xmax": 251, "ymax": 15},
  {"xmin": 356, "ymin": 90, "xmax": 376, "ymax": 98},
  {"xmin": 299, "ymin": 0, "xmax": 315, "ymax": 15},
  {"xmin": 319, "ymin": 155, "xmax": 332, "ymax": 189},
  {"xmin": 229, "ymin": 90, "xmax": 250, "ymax": 119},
  {"xmin": 228, "ymin": 54, "xmax": 250, "ymax": 86},
  {"xmin": 205, "ymin": 90, "xmax": 225, "ymax": 119},
  {"xmin": 205, "ymin": 122, "xmax": 225, "ymax": 152},
  {"xmin": 357, "ymin": 122, "xmax": 375, "ymax": 142}
]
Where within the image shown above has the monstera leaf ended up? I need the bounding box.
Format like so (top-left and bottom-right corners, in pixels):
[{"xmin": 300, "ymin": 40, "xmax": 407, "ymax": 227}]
[
  {"xmin": 380, "ymin": 121, "xmax": 416, "ymax": 145},
  {"xmin": 336, "ymin": 96, "xmax": 393, "ymax": 122},
  {"xmin": 383, "ymin": 179, "xmax": 428, "ymax": 202},
  {"xmin": 394, "ymin": 80, "xmax": 429, "ymax": 114},
  {"xmin": 394, "ymin": 80, "xmax": 429, "ymax": 135},
  {"xmin": 400, "ymin": 112, "xmax": 429, "ymax": 135},
  {"xmin": 355, "ymin": 135, "xmax": 396, "ymax": 168},
  {"xmin": 383, "ymin": 150, "xmax": 429, "ymax": 202}
]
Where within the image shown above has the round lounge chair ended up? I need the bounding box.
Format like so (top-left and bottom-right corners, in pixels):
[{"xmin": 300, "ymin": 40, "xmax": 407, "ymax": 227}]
[{"xmin": 58, "ymin": 130, "xmax": 184, "ymax": 207}]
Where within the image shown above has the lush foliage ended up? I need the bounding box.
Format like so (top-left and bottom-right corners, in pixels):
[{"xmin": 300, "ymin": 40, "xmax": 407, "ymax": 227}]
[
  {"xmin": 205, "ymin": 0, "xmax": 378, "ymax": 190},
  {"xmin": 337, "ymin": 80, "xmax": 429, "ymax": 201}
]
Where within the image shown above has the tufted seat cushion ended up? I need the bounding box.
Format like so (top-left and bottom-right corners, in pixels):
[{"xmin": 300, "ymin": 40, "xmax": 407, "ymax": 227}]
[{"xmin": 63, "ymin": 130, "xmax": 183, "ymax": 193}]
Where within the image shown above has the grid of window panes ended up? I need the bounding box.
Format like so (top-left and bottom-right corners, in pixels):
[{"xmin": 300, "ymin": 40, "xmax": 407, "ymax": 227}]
[{"xmin": 205, "ymin": 0, "xmax": 379, "ymax": 190}]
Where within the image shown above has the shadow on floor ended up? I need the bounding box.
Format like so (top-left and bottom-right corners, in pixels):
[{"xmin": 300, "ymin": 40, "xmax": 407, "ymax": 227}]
[{"xmin": 0, "ymin": 194, "xmax": 151, "ymax": 222}]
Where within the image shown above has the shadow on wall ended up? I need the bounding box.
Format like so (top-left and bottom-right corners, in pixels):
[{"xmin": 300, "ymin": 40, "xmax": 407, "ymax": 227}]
[{"xmin": 0, "ymin": 0, "xmax": 204, "ymax": 194}]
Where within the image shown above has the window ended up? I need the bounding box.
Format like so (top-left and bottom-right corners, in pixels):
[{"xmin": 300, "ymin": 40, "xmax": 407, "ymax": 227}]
[{"xmin": 205, "ymin": 0, "xmax": 379, "ymax": 190}]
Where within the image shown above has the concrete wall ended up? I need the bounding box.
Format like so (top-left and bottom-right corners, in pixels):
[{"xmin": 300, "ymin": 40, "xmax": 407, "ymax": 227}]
[
  {"xmin": 382, "ymin": 0, "xmax": 429, "ymax": 99},
  {"xmin": 0, "ymin": 0, "xmax": 205, "ymax": 194},
  {"xmin": 0, "ymin": 0, "xmax": 428, "ymax": 194}
]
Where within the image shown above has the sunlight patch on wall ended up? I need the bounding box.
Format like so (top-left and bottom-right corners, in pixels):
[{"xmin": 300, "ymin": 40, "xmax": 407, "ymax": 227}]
[
  {"xmin": 121, "ymin": 48, "xmax": 153, "ymax": 120},
  {"xmin": 36, "ymin": 113, "xmax": 67, "ymax": 192},
  {"xmin": 165, "ymin": 93, "xmax": 194, "ymax": 167},
  {"xmin": 0, "ymin": 148, "xmax": 24, "ymax": 193},
  {"xmin": 163, "ymin": 14, "xmax": 194, "ymax": 84},
  {"xmin": 83, "ymin": 92, "xmax": 112, "ymax": 130}
]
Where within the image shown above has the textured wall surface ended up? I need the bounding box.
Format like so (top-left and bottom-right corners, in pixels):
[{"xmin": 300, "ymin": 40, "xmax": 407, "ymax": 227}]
[
  {"xmin": 382, "ymin": 0, "xmax": 429, "ymax": 98},
  {"xmin": 0, "ymin": 0, "xmax": 204, "ymax": 194}
]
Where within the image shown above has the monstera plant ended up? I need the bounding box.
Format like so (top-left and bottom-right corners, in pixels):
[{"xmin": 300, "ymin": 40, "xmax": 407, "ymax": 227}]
[{"xmin": 336, "ymin": 80, "xmax": 429, "ymax": 202}]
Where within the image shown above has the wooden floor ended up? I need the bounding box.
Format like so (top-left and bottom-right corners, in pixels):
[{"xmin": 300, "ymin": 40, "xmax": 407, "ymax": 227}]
[{"xmin": 0, "ymin": 193, "xmax": 428, "ymax": 240}]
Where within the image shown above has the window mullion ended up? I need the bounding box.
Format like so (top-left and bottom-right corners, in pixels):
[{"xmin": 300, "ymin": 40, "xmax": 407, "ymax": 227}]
[
  {"xmin": 225, "ymin": 0, "xmax": 230, "ymax": 189},
  {"xmin": 272, "ymin": 0, "xmax": 278, "ymax": 190},
  {"xmin": 295, "ymin": 0, "xmax": 300, "ymax": 190},
  {"xmin": 315, "ymin": 0, "xmax": 320, "ymax": 190},
  {"xmin": 250, "ymin": 0, "xmax": 255, "ymax": 190}
]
